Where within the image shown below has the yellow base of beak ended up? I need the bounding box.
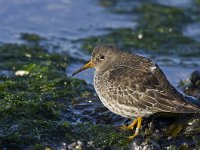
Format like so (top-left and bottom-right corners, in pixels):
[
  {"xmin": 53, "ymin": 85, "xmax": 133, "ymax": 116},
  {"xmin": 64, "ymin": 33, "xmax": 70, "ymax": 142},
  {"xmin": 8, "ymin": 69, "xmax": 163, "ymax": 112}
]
[{"xmin": 72, "ymin": 61, "xmax": 94, "ymax": 76}]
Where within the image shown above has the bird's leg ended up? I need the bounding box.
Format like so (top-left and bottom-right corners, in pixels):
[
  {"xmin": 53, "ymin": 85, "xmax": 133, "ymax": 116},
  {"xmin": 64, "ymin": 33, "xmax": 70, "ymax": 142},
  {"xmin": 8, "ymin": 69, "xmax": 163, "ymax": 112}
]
[
  {"xmin": 120, "ymin": 118, "xmax": 138, "ymax": 130},
  {"xmin": 128, "ymin": 117, "xmax": 142, "ymax": 140}
]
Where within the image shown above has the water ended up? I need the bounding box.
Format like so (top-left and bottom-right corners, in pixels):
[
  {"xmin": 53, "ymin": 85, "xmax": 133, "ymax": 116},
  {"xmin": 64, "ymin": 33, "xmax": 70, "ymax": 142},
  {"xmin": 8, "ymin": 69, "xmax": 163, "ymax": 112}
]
[
  {"xmin": 0, "ymin": 0, "xmax": 135, "ymax": 45},
  {"xmin": 155, "ymin": 0, "xmax": 192, "ymax": 8},
  {"xmin": 184, "ymin": 22, "xmax": 200, "ymax": 42},
  {"xmin": 0, "ymin": 0, "xmax": 199, "ymax": 86}
]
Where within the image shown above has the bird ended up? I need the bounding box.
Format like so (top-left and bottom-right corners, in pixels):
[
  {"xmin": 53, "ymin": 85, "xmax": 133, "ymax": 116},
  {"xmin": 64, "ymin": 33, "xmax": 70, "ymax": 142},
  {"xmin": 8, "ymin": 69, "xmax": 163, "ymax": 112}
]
[{"xmin": 72, "ymin": 44, "xmax": 200, "ymax": 139}]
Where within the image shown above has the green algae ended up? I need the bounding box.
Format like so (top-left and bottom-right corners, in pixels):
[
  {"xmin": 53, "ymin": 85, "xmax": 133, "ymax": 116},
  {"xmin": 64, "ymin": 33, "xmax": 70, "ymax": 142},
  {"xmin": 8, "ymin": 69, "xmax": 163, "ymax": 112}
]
[
  {"xmin": 72, "ymin": 123, "xmax": 130, "ymax": 149},
  {"xmin": 99, "ymin": 0, "xmax": 117, "ymax": 7},
  {"xmin": 20, "ymin": 33, "xmax": 43, "ymax": 43},
  {"xmin": 0, "ymin": 42, "xmax": 132, "ymax": 149},
  {"xmin": 81, "ymin": 3, "xmax": 200, "ymax": 56},
  {"xmin": 0, "ymin": 44, "xmax": 68, "ymax": 71},
  {"xmin": 178, "ymin": 144, "xmax": 190, "ymax": 150},
  {"xmin": 195, "ymin": 0, "xmax": 200, "ymax": 6},
  {"xmin": 164, "ymin": 124, "xmax": 183, "ymax": 138},
  {"xmin": 0, "ymin": 43, "xmax": 93, "ymax": 148}
]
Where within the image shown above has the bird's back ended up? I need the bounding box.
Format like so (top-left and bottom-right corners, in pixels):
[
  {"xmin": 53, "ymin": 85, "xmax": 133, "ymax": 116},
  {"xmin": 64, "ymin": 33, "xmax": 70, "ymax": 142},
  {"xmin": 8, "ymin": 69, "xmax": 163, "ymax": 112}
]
[{"xmin": 94, "ymin": 52, "xmax": 200, "ymax": 118}]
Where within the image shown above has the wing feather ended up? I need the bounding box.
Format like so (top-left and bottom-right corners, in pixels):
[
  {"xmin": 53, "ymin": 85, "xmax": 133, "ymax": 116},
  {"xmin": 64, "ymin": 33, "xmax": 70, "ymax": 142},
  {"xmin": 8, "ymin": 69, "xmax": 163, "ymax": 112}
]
[{"xmin": 103, "ymin": 65, "xmax": 199, "ymax": 114}]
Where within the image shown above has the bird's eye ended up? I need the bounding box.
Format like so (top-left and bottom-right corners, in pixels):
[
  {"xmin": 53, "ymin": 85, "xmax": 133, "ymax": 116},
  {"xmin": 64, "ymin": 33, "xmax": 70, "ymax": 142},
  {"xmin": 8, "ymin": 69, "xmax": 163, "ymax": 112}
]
[{"xmin": 99, "ymin": 55, "xmax": 105, "ymax": 60}]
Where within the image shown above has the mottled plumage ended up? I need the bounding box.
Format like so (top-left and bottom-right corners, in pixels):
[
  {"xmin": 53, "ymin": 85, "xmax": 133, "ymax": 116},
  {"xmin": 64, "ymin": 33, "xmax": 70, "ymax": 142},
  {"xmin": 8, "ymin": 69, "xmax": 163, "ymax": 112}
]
[
  {"xmin": 93, "ymin": 45, "xmax": 199, "ymax": 117},
  {"xmin": 72, "ymin": 44, "xmax": 200, "ymax": 139}
]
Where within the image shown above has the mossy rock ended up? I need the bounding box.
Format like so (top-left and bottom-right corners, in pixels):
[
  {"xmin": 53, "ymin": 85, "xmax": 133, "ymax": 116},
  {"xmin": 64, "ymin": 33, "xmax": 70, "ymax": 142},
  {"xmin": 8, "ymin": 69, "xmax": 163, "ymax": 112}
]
[
  {"xmin": 0, "ymin": 43, "xmax": 93, "ymax": 148},
  {"xmin": 0, "ymin": 42, "xmax": 132, "ymax": 149},
  {"xmin": 20, "ymin": 33, "xmax": 43, "ymax": 43},
  {"xmin": 71, "ymin": 123, "xmax": 130, "ymax": 149}
]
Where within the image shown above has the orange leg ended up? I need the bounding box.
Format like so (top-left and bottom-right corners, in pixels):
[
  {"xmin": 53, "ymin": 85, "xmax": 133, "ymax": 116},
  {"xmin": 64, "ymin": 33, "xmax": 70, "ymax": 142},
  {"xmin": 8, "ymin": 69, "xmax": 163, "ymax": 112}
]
[
  {"xmin": 120, "ymin": 118, "xmax": 138, "ymax": 130},
  {"xmin": 120, "ymin": 117, "xmax": 142, "ymax": 139},
  {"xmin": 128, "ymin": 117, "xmax": 142, "ymax": 140}
]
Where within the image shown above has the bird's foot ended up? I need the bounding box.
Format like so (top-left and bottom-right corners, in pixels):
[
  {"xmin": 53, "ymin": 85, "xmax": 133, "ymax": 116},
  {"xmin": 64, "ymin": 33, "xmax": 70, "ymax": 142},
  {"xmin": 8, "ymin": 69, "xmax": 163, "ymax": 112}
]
[
  {"xmin": 120, "ymin": 117, "xmax": 142, "ymax": 140},
  {"xmin": 127, "ymin": 128, "xmax": 140, "ymax": 140},
  {"xmin": 128, "ymin": 134, "xmax": 138, "ymax": 140},
  {"xmin": 120, "ymin": 125, "xmax": 134, "ymax": 130},
  {"xmin": 119, "ymin": 118, "xmax": 138, "ymax": 130}
]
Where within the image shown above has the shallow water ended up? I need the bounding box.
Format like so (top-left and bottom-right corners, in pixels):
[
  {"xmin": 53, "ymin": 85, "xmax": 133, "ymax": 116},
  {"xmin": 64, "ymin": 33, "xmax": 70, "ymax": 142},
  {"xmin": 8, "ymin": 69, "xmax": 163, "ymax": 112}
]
[
  {"xmin": 155, "ymin": 0, "xmax": 192, "ymax": 8},
  {"xmin": 184, "ymin": 22, "xmax": 200, "ymax": 41},
  {"xmin": 0, "ymin": 0, "xmax": 135, "ymax": 48}
]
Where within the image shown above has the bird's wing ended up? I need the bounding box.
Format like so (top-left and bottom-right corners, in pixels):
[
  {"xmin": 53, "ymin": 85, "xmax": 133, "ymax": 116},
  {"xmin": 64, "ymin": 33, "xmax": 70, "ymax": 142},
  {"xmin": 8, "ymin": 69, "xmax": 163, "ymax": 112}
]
[{"xmin": 104, "ymin": 65, "xmax": 199, "ymax": 113}]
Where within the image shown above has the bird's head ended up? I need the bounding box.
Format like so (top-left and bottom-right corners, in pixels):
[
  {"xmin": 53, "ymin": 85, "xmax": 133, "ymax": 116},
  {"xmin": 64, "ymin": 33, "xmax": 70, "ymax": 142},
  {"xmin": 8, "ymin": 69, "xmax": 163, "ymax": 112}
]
[{"xmin": 72, "ymin": 44, "xmax": 120, "ymax": 76}]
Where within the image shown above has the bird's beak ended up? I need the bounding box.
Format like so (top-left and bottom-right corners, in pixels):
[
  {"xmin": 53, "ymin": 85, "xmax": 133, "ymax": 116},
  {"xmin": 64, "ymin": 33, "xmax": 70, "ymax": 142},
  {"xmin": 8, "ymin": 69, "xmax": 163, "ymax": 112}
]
[{"xmin": 72, "ymin": 60, "xmax": 94, "ymax": 76}]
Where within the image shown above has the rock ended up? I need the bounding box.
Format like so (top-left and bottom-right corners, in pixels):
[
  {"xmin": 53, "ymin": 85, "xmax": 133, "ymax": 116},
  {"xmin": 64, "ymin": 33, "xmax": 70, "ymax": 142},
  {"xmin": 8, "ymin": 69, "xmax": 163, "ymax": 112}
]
[
  {"xmin": 68, "ymin": 140, "xmax": 87, "ymax": 150},
  {"xmin": 191, "ymin": 69, "xmax": 200, "ymax": 87},
  {"xmin": 179, "ymin": 69, "xmax": 200, "ymax": 99},
  {"xmin": 130, "ymin": 136, "xmax": 160, "ymax": 150}
]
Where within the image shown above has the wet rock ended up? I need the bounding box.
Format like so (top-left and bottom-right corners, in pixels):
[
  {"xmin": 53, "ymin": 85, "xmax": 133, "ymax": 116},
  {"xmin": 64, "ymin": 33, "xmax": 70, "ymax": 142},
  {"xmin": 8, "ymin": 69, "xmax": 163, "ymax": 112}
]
[
  {"xmin": 60, "ymin": 143, "xmax": 67, "ymax": 150},
  {"xmin": 0, "ymin": 43, "xmax": 93, "ymax": 149},
  {"xmin": 130, "ymin": 136, "xmax": 160, "ymax": 150},
  {"xmin": 177, "ymin": 143, "xmax": 190, "ymax": 150},
  {"xmin": 183, "ymin": 117, "xmax": 200, "ymax": 135},
  {"xmin": 193, "ymin": 135, "xmax": 200, "ymax": 149},
  {"xmin": 70, "ymin": 96, "xmax": 127, "ymax": 125},
  {"xmin": 179, "ymin": 69, "xmax": 200, "ymax": 99},
  {"xmin": 191, "ymin": 69, "xmax": 200, "ymax": 87},
  {"xmin": 67, "ymin": 140, "xmax": 87, "ymax": 150}
]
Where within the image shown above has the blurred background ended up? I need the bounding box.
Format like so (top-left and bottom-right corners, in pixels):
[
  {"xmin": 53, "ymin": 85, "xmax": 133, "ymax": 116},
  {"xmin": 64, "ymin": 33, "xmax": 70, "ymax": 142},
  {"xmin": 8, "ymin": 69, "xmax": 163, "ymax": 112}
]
[{"xmin": 1, "ymin": 0, "xmax": 200, "ymax": 85}]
